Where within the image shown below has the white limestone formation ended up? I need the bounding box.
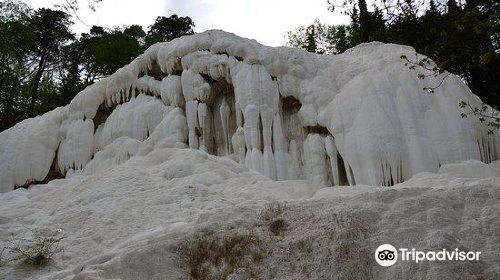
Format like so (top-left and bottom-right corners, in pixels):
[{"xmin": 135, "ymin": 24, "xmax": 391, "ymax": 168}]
[{"xmin": 0, "ymin": 30, "xmax": 498, "ymax": 192}]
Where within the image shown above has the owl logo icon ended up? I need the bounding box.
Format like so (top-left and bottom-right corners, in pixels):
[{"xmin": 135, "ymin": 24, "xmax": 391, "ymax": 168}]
[{"xmin": 375, "ymin": 244, "xmax": 398, "ymax": 266}]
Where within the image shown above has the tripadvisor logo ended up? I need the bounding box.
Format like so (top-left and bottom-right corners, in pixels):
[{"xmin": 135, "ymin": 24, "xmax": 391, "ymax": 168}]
[
  {"xmin": 375, "ymin": 244, "xmax": 481, "ymax": 267},
  {"xmin": 375, "ymin": 244, "xmax": 397, "ymax": 267}
]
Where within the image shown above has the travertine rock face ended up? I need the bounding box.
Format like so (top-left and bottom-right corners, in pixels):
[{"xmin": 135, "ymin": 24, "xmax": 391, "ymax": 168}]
[{"xmin": 0, "ymin": 30, "xmax": 498, "ymax": 192}]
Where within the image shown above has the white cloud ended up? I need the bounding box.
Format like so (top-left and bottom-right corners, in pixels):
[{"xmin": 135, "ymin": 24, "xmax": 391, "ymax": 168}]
[{"xmin": 22, "ymin": 0, "xmax": 349, "ymax": 46}]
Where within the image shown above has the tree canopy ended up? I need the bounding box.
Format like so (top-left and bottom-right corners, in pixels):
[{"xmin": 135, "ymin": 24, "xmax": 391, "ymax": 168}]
[
  {"xmin": 146, "ymin": 15, "xmax": 195, "ymax": 46},
  {"xmin": 0, "ymin": 0, "xmax": 195, "ymax": 132},
  {"xmin": 286, "ymin": 0, "xmax": 500, "ymax": 109}
]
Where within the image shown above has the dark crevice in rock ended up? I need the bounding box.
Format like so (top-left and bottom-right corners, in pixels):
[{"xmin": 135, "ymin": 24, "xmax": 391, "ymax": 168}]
[
  {"xmin": 308, "ymin": 126, "xmax": 330, "ymax": 135},
  {"xmin": 147, "ymin": 59, "xmax": 168, "ymax": 81},
  {"xmin": 200, "ymin": 73, "xmax": 218, "ymax": 84},
  {"xmin": 348, "ymin": 165, "xmax": 356, "ymax": 186},
  {"xmin": 93, "ymin": 102, "xmax": 119, "ymax": 132},
  {"xmin": 337, "ymin": 154, "xmax": 349, "ymax": 186},
  {"xmin": 281, "ymin": 96, "xmax": 301, "ymax": 112}
]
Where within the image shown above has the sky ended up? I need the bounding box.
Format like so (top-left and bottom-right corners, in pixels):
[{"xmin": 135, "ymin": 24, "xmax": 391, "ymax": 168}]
[{"xmin": 22, "ymin": 0, "xmax": 350, "ymax": 46}]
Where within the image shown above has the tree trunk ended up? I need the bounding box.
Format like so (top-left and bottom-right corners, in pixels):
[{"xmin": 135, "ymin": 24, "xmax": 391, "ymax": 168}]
[{"xmin": 27, "ymin": 52, "xmax": 46, "ymax": 118}]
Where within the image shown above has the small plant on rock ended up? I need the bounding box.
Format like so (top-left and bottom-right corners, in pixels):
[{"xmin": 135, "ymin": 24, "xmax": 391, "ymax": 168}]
[
  {"xmin": 259, "ymin": 202, "xmax": 285, "ymax": 223},
  {"xmin": 6, "ymin": 228, "xmax": 63, "ymax": 267},
  {"xmin": 269, "ymin": 218, "xmax": 287, "ymax": 236},
  {"xmin": 176, "ymin": 227, "xmax": 263, "ymax": 280},
  {"xmin": 0, "ymin": 247, "xmax": 5, "ymax": 267},
  {"xmin": 260, "ymin": 202, "xmax": 288, "ymax": 236}
]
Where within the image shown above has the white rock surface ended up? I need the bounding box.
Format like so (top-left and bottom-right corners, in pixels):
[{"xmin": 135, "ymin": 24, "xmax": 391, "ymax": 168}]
[
  {"xmin": 0, "ymin": 149, "xmax": 498, "ymax": 280},
  {"xmin": 0, "ymin": 30, "xmax": 498, "ymax": 191},
  {"xmin": 0, "ymin": 31, "xmax": 499, "ymax": 279}
]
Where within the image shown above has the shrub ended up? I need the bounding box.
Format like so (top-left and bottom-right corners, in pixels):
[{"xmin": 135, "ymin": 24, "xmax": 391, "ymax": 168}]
[
  {"xmin": 5, "ymin": 228, "xmax": 62, "ymax": 266},
  {"xmin": 176, "ymin": 228, "xmax": 263, "ymax": 280},
  {"xmin": 259, "ymin": 202, "xmax": 288, "ymax": 236},
  {"xmin": 259, "ymin": 202, "xmax": 285, "ymax": 223},
  {"xmin": 269, "ymin": 218, "xmax": 287, "ymax": 236},
  {"xmin": 0, "ymin": 247, "xmax": 5, "ymax": 267}
]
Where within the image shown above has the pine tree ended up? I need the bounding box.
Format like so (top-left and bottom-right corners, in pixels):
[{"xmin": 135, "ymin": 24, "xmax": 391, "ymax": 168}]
[
  {"xmin": 358, "ymin": 0, "xmax": 371, "ymax": 42},
  {"xmin": 447, "ymin": 0, "xmax": 460, "ymax": 14}
]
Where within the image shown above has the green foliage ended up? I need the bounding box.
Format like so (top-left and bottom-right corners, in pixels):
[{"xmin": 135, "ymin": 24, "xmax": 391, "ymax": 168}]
[
  {"xmin": 328, "ymin": 25, "xmax": 353, "ymax": 54},
  {"xmin": 459, "ymin": 100, "xmax": 500, "ymax": 134},
  {"xmin": 0, "ymin": 1, "xmax": 35, "ymax": 130},
  {"xmin": 82, "ymin": 25, "xmax": 147, "ymax": 76},
  {"xmin": 26, "ymin": 8, "xmax": 74, "ymax": 118},
  {"xmin": 146, "ymin": 15, "xmax": 195, "ymax": 46},
  {"xmin": 402, "ymin": 51, "xmax": 499, "ymax": 133},
  {"xmin": 285, "ymin": 19, "xmax": 336, "ymax": 54},
  {"xmin": 0, "ymin": 1, "xmax": 195, "ymax": 132},
  {"xmin": 289, "ymin": 0, "xmax": 499, "ymax": 128}
]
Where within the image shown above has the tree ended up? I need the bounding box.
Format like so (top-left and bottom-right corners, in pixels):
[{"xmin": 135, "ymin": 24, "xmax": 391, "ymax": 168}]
[
  {"xmin": 78, "ymin": 25, "xmax": 107, "ymax": 84},
  {"xmin": 447, "ymin": 0, "xmax": 460, "ymax": 14},
  {"xmin": 305, "ymin": 24, "xmax": 318, "ymax": 53},
  {"xmin": 0, "ymin": 0, "xmax": 35, "ymax": 130},
  {"xmin": 0, "ymin": 1, "xmax": 198, "ymax": 132},
  {"xmin": 323, "ymin": 0, "xmax": 500, "ymax": 108},
  {"xmin": 71, "ymin": 24, "xmax": 148, "ymax": 81},
  {"xmin": 146, "ymin": 15, "xmax": 195, "ymax": 46},
  {"xmin": 27, "ymin": 8, "xmax": 74, "ymax": 117},
  {"xmin": 358, "ymin": 0, "xmax": 370, "ymax": 42},
  {"xmin": 328, "ymin": 25, "xmax": 355, "ymax": 54},
  {"xmin": 58, "ymin": 41, "xmax": 86, "ymax": 105},
  {"xmin": 285, "ymin": 19, "xmax": 334, "ymax": 54}
]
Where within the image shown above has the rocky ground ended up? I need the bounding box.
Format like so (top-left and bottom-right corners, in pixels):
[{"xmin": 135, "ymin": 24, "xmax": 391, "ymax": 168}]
[{"xmin": 0, "ymin": 148, "xmax": 499, "ymax": 280}]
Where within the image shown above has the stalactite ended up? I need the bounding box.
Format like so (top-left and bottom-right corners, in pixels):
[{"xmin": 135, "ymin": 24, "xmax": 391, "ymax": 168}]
[
  {"xmin": 251, "ymin": 148, "xmax": 264, "ymax": 174},
  {"xmin": 235, "ymin": 101, "xmax": 243, "ymax": 127},
  {"xmin": 245, "ymin": 149, "xmax": 252, "ymax": 168},
  {"xmin": 324, "ymin": 135, "xmax": 339, "ymax": 186},
  {"xmin": 263, "ymin": 146, "xmax": 276, "ymax": 180},
  {"xmin": 3, "ymin": 30, "xmax": 498, "ymax": 193},
  {"xmin": 231, "ymin": 127, "xmax": 246, "ymax": 164},
  {"xmin": 344, "ymin": 161, "xmax": 355, "ymax": 186},
  {"xmin": 273, "ymin": 113, "xmax": 288, "ymax": 180},
  {"xmin": 303, "ymin": 134, "xmax": 328, "ymax": 186},
  {"xmin": 198, "ymin": 102, "xmax": 208, "ymax": 152},
  {"xmin": 243, "ymin": 105, "xmax": 261, "ymax": 151},
  {"xmin": 160, "ymin": 75, "xmax": 184, "ymax": 108},
  {"xmin": 260, "ymin": 106, "xmax": 275, "ymax": 179},
  {"xmin": 220, "ymin": 97, "xmax": 231, "ymax": 155},
  {"xmin": 288, "ymin": 140, "xmax": 301, "ymax": 180},
  {"xmin": 186, "ymin": 100, "xmax": 199, "ymax": 149},
  {"xmin": 58, "ymin": 119, "xmax": 95, "ymax": 174}
]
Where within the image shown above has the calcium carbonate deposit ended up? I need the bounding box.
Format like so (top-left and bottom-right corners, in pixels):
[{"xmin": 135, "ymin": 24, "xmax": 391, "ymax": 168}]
[{"xmin": 0, "ymin": 30, "xmax": 499, "ymax": 280}]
